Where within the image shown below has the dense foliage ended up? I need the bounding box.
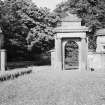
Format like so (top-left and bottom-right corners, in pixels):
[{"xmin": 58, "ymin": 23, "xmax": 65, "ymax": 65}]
[
  {"xmin": 55, "ymin": 0, "xmax": 105, "ymax": 50},
  {"xmin": 0, "ymin": 0, "xmax": 59, "ymax": 51},
  {"xmin": 0, "ymin": 0, "xmax": 59, "ymax": 61},
  {"xmin": 55, "ymin": 0, "xmax": 105, "ymax": 31}
]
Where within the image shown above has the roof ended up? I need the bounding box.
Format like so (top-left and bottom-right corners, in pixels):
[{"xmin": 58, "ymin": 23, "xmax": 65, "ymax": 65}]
[
  {"xmin": 96, "ymin": 29, "xmax": 105, "ymax": 36},
  {"xmin": 61, "ymin": 14, "xmax": 81, "ymax": 22},
  {"xmin": 55, "ymin": 13, "xmax": 88, "ymax": 33}
]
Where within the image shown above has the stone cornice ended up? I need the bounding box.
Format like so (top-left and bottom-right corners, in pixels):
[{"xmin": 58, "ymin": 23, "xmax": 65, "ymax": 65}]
[
  {"xmin": 56, "ymin": 33, "xmax": 86, "ymax": 38},
  {"xmin": 55, "ymin": 28, "xmax": 88, "ymax": 33}
]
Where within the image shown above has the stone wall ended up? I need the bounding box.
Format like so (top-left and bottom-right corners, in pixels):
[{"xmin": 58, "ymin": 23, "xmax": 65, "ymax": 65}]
[{"xmin": 88, "ymin": 52, "xmax": 105, "ymax": 72}]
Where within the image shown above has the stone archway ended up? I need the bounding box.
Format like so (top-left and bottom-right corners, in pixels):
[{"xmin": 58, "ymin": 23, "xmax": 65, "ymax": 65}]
[
  {"xmin": 53, "ymin": 14, "xmax": 88, "ymax": 71},
  {"xmin": 64, "ymin": 40, "xmax": 79, "ymax": 70}
]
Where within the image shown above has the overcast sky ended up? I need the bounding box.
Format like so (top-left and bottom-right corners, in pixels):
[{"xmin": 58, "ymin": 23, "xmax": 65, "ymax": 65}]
[
  {"xmin": 32, "ymin": 0, "xmax": 67, "ymax": 11},
  {"xmin": 1, "ymin": 0, "xmax": 66, "ymax": 11}
]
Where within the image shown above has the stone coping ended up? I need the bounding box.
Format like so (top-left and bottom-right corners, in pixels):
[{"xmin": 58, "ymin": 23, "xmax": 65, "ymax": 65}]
[
  {"xmin": 0, "ymin": 49, "xmax": 6, "ymax": 51},
  {"xmin": 95, "ymin": 28, "xmax": 105, "ymax": 36},
  {"xmin": 48, "ymin": 49, "xmax": 55, "ymax": 52}
]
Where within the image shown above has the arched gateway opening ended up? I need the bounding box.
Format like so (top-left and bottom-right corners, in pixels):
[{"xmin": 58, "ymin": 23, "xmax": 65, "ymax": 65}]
[{"xmin": 64, "ymin": 40, "xmax": 79, "ymax": 70}]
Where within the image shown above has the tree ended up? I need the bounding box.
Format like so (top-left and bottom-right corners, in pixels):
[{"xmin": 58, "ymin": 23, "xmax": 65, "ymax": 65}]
[
  {"xmin": 55, "ymin": 0, "xmax": 105, "ymax": 31},
  {"xmin": 0, "ymin": 0, "xmax": 60, "ymax": 60},
  {"xmin": 54, "ymin": 0, "xmax": 105, "ymax": 50}
]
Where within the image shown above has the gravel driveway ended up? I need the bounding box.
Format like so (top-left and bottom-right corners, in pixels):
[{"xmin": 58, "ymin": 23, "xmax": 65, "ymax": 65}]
[{"xmin": 0, "ymin": 67, "xmax": 105, "ymax": 105}]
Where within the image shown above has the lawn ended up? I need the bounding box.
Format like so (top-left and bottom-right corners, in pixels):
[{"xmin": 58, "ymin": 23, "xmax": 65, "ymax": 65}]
[{"xmin": 0, "ymin": 67, "xmax": 105, "ymax": 105}]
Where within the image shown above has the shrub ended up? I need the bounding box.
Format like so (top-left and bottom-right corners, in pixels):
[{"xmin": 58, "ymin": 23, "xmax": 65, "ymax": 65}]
[{"xmin": 0, "ymin": 69, "xmax": 32, "ymax": 82}]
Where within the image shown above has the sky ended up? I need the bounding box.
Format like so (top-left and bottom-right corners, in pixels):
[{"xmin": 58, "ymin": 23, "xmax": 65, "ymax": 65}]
[
  {"xmin": 1, "ymin": 0, "xmax": 67, "ymax": 11},
  {"xmin": 32, "ymin": 0, "xmax": 67, "ymax": 11}
]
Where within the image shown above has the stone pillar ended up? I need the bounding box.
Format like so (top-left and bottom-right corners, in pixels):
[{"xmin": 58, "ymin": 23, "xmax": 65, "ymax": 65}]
[
  {"xmin": 81, "ymin": 37, "xmax": 88, "ymax": 71},
  {"xmin": 51, "ymin": 50, "xmax": 55, "ymax": 70},
  {"xmin": 76, "ymin": 41, "xmax": 81, "ymax": 71},
  {"xmin": 0, "ymin": 49, "xmax": 6, "ymax": 72},
  {"xmin": 55, "ymin": 36, "xmax": 62, "ymax": 70}
]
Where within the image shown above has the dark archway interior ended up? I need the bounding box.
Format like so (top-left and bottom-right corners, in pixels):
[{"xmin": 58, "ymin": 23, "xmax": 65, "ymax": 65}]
[{"xmin": 64, "ymin": 40, "xmax": 79, "ymax": 70}]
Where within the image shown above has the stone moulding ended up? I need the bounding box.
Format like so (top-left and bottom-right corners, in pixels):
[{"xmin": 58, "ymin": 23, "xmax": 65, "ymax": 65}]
[{"xmin": 54, "ymin": 28, "xmax": 88, "ymax": 33}]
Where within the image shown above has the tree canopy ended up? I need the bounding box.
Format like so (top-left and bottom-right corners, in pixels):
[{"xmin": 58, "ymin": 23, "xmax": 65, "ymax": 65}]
[
  {"xmin": 55, "ymin": 0, "xmax": 105, "ymax": 33},
  {"xmin": 54, "ymin": 0, "xmax": 105, "ymax": 50},
  {"xmin": 0, "ymin": 0, "xmax": 60, "ymax": 53}
]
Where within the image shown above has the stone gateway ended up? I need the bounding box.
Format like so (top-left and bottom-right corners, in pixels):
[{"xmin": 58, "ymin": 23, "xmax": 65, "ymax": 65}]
[{"xmin": 53, "ymin": 14, "xmax": 88, "ymax": 71}]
